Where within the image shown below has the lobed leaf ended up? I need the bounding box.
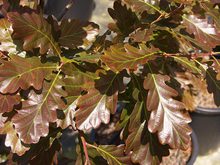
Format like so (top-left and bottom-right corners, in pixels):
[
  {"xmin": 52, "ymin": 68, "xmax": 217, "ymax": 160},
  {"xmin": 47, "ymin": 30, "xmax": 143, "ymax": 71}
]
[
  {"xmin": 0, "ymin": 18, "xmax": 17, "ymax": 55},
  {"xmin": 7, "ymin": 12, "xmax": 61, "ymax": 54},
  {"xmin": 205, "ymin": 67, "xmax": 220, "ymax": 106},
  {"xmin": 75, "ymin": 70, "xmax": 127, "ymax": 131},
  {"xmin": 58, "ymin": 19, "xmax": 99, "ymax": 49},
  {"xmin": 125, "ymin": 101, "xmax": 169, "ymax": 165},
  {"xmin": 102, "ymin": 44, "xmax": 159, "ymax": 72},
  {"xmin": 0, "ymin": 94, "xmax": 20, "ymax": 113},
  {"xmin": 0, "ymin": 55, "xmax": 56, "ymax": 93},
  {"xmin": 122, "ymin": 0, "xmax": 161, "ymax": 14},
  {"xmin": 88, "ymin": 144, "xmax": 131, "ymax": 165},
  {"xmin": 0, "ymin": 121, "xmax": 29, "ymax": 156},
  {"xmin": 183, "ymin": 15, "xmax": 220, "ymax": 51},
  {"xmin": 144, "ymin": 74, "xmax": 192, "ymax": 150},
  {"xmin": 12, "ymin": 74, "xmax": 67, "ymax": 144}
]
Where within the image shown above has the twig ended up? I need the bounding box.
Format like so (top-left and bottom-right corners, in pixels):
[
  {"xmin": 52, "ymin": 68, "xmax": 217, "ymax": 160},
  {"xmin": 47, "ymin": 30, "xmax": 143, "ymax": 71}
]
[{"xmin": 79, "ymin": 131, "xmax": 91, "ymax": 165}]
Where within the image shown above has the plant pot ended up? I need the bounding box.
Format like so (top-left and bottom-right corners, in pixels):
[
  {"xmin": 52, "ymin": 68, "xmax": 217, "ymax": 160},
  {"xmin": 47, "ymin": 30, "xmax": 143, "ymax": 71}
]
[
  {"xmin": 187, "ymin": 131, "xmax": 199, "ymax": 165},
  {"xmin": 44, "ymin": 0, "xmax": 95, "ymax": 21},
  {"xmin": 190, "ymin": 107, "xmax": 220, "ymax": 156}
]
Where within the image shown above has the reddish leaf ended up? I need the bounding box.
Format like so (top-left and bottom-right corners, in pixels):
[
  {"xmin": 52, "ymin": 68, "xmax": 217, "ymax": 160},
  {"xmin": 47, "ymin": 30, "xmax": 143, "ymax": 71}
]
[
  {"xmin": 0, "ymin": 94, "xmax": 20, "ymax": 113},
  {"xmin": 183, "ymin": 15, "xmax": 220, "ymax": 51},
  {"xmin": 102, "ymin": 44, "xmax": 159, "ymax": 72},
  {"xmin": 125, "ymin": 101, "xmax": 169, "ymax": 165},
  {"xmin": 7, "ymin": 12, "xmax": 61, "ymax": 54},
  {"xmin": 75, "ymin": 71, "xmax": 127, "ymax": 131},
  {"xmin": 59, "ymin": 19, "xmax": 99, "ymax": 49},
  {"xmin": 12, "ymin": 75, "xmax": 66, "ymax": 144},
  {"xmin": 0, "ymin": 121, "xmax": 29, "ymax": 156},
  {"xmin": 76, "ymin": 87, "xmax": 117, "ymax": 131},
  {"xmin": 0, "ymin": 55, "xmax": 56, "ymax": 93},
  {"xmin": 144, "ymin": 74, "xmax": 192, "ymax": 150},
  {"xmin": 0, "ymin": 18, "xmax": 17, "ymax": 55},
  {"xmin": 57, "ymin": 63, "xmax": 95, "ymax": 129}
]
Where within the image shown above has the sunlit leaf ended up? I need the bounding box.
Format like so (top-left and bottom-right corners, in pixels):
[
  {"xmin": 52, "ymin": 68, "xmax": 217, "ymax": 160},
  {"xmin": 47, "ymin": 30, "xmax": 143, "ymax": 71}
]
[
  {"xmin": 8, "ymin": 12, "xmax": 61, "ymax": 54},
  {"xmin": 102, "ymin": 44, "xmax": 159, "ymax": 72},
  {"xmin": 88, "ymin": 144, "xmax": 131, "ymax": 165},
  {"xmin": 0, "ymin": 55, "xmax": 56, "ymax": 93},
  {"xmin": 183, "ymin": 15, "xmax": 220, "ymax": 51},
  {"xmin": 12, "ymin": 75, "xmax": 67, "ymax": 144},
  {"xmin": 125, "ymin": 101, "xmax": 169, "ymax": 165},
  {"xmin": 75, "ymin": 70, "xmax": 126, "ymax": 131},
  {"xmin": 144, "ymin": 74, "xmax": 192, "ymax": 149},
  {"xmin": 0, "ymin": 121, "xmax": 29, "ymax": 156},
  {"xmin": 0, "ymin": 19, "xmax": 17, "ymax": 55}
]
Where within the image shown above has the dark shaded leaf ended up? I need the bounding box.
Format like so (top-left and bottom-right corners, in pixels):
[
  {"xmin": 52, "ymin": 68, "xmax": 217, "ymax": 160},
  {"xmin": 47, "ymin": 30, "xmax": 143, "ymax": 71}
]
[
  {"xmin": 102, "ymin": 44, "xmax": 159, "ymax": 72},
  {"xmin": 206, "ymin": 67, "xmax": 220, "ymax": 106},
  {"xmin": 12, "ymin": 74, "xmax": 67, "ymax": 144},
  {"xmin": 0, "ymin": 94, "xmax": 20, "ymax": 113},
  {"xmin": 8, "ymin": 12, "xmax": 61, "ymax": 54},
  {"xmin": 144, "ymin": 74, "xmax": 192, "ymax": 150},
  {"xmin": 29, "ymin": 139, "xmax": 61, "ymax": 165},
  {"xmin": 0, "ymin": 121, "xmax": 29, "ymax": 156},
  {"xmin": 108, "ymin": 1, "xmax": 139, "ymax": 36},
  {"xmin": 58, "ymin": 19, "xmax": 99, "ymax": 49},
  {"xmin": 0, "ymin": 55, "xmax": 56, "ymax": 93}
]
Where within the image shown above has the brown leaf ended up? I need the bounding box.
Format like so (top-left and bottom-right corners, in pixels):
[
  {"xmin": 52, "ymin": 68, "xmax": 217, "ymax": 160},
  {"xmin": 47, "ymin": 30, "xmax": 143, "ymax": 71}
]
[
  {"xmin": 0, "ymin": 55, "xmax": 56, "ymax": 94},
  {"xmin": 144, "ymin": 74, "xmax": 192, "ymax": 150},
  {"xmin": 183, "ymin": 15, "xmax": 220, "ymax": 51},
  {"xmin": 0, "ymin": 94, "xmax": 20, "ymax": 113},
  {"xmin": 7, "ymin": 12, "xmax": 60, "ymax": 54},
  {"xmin": 0, "ymin": 121, "xmax": 29, "ymax": 156},
  {"xmin": 58, "ymin": 19, "xmax": 99, "ymax": 49},
  {"xmin": 12, "ymin": 76, "xmax": 66, "ymax": 144},
  {"xmin": 102, "ymin": 44, "xmax": 159, "ymax": 72}
]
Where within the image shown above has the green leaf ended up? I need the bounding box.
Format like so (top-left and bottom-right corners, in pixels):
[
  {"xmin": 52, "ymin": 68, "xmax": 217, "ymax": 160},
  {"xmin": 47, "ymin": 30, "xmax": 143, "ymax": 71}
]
[
  {"xmin": 102, "ymin": 44, "xmax": 160, "ymax": 72},
  {"xmin": 173, "ymin": 56, "xmax": 201, "ymax": 74},
  {"xmin": 144, "ymin": 73, "xmax": 192, "ymax": 150},
  {"xmin": 7, "ymin": 12, "xmax": 61, "ymax": 55},
  {"xmin": 0, "ymin": 55, "xmax": 56, "ymax": 94},
  {"xmin": 0, "ymin": 94, "xmax": 20, "ymax": 113},
  {"xmin": 12, "ymin": 73, "xmax": 67, "ymax": 144},
  {"xmin": 0, "ymin": 121, "xmax": 29, "ymax": 156},
  {"xmin": 58, "ymin": 19, "xmax": 99, "ymax": 49},
  {"xmin": 88, "ymin": 144, "xmax": 131, "ymax": 165}
]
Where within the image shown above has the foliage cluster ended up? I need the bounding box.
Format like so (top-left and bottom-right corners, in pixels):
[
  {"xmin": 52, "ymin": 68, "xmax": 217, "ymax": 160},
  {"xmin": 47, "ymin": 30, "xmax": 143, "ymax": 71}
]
[{"xmin": 0, "ymin": 0, "xmax": 220, "ymax": 164}]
